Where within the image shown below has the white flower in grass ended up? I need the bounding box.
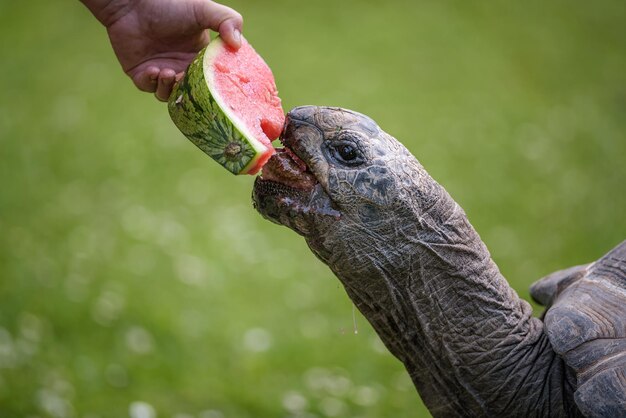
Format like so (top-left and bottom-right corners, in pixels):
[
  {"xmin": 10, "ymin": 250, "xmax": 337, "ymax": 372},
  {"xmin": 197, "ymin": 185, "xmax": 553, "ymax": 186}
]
[
  {"xmin": 129, "ymin": 401, "xmax": 156, "ymax": 418},
  {"xmin": 125, "ymin": 326, "xmax": 154, "ymax": 354},
  {"xmin": 319, "ymin": 397, "xmax": 347, "ymax": 417},
  {"xmin": 243, "ymin": 327, "xmax": 272, "ymax": 352},
  {"xmin": 282, "ymin": 390, "xmax": 308, "ymax": 413},
  {"xmin": 351, "ymin": 385, "xmax": 380, "ymax": 406}
]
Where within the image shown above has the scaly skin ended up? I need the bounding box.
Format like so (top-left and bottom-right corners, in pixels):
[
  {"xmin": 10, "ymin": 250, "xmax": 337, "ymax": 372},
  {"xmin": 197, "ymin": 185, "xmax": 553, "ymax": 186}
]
[{"xmin": 253, "ymin": 106, "xmax": 588, "ymax": 417}]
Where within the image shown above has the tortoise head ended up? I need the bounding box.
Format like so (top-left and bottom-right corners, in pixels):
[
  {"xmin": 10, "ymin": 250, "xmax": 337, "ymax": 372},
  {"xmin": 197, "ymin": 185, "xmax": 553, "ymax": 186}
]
[{"xmin": 253, "ymin": 106, "xmax": 439, "ymax": 262}]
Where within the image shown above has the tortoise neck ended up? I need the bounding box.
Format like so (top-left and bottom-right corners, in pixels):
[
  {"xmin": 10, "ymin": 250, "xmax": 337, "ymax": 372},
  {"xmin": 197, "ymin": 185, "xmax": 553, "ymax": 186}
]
[{"xmin": 331, "ymin": 180, "xmax": 546, "ymax": 415}]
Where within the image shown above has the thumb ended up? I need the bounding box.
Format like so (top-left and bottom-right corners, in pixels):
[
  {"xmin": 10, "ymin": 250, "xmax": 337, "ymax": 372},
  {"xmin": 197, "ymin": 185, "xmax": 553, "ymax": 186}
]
[{"xmin": 194, "ymin": 0, "xmax": 243, "ymax": 49}]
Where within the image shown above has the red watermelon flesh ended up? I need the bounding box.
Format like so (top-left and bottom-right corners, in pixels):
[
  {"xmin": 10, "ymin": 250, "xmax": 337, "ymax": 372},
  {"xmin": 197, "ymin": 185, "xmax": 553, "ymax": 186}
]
[
  {"xmin": 210, "ymin": 39, "xmax": 285, "ymax": 174},
  {"xmin": 169, "ymin": 36, "xmax": 285, "ymax": 175}
]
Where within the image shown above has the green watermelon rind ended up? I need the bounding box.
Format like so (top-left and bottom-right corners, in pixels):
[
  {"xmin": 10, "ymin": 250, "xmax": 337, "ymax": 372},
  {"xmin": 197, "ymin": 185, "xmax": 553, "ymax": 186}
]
[{"xmin": 167, "ymin": 37, "xmax": 270, "ymax": 175}]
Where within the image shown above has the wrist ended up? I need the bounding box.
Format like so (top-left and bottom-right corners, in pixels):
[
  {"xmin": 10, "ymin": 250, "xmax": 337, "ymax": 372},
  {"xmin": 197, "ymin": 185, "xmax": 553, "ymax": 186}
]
[{"xmin": 80, "ymin": 0, "xmax": 132, "ymax": 27}]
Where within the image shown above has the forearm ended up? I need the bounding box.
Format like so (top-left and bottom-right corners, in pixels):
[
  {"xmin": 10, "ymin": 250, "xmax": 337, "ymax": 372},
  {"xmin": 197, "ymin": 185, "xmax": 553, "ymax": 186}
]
[{"xmin": 80, "ymin": 0, "xmax": 130, "ymax": 26}]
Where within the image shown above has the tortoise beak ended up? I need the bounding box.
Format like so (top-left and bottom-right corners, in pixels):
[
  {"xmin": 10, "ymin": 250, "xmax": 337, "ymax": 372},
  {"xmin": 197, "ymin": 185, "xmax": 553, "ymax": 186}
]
[
  {"xmin": 281, "ymin": 107, "xmax": 321, "ymax": 148},
  {"xmin": 252, "ymin": 107, "xmax": 340, "ymax": 236},
  {"xmin": 279, "ymin": 107, "xmax": 325, "ymax": 174}
]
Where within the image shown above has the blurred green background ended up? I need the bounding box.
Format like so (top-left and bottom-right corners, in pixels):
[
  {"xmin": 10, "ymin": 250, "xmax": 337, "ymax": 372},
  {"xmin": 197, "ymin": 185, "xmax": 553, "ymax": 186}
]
[{"xmin": 1, "ymin": 0, "xmax": 625, "ymax": 417}]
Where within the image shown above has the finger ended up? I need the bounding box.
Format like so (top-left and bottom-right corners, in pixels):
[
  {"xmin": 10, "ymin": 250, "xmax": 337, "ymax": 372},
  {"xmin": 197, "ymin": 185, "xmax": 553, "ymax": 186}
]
[
  {"xmin": 194, "ymin": 1, "xmax": 243, "ymax": 49},
  {"xmin": 155, "ymin": 69, "xmax": 177, "ymax": 102},
  {"xmin": 131, "ymin": 66, "xmax": 159, "ymax": 92},
  {"xmin": 218, "ymin": 19, "xmax": 242, "ymax": 50}
]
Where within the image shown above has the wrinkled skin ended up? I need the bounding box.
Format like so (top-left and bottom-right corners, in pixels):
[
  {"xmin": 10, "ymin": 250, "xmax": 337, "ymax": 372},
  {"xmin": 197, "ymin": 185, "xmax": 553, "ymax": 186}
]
[{"xmin": 253, "ymin": 106, "xmax": 625, "ymax": 417}]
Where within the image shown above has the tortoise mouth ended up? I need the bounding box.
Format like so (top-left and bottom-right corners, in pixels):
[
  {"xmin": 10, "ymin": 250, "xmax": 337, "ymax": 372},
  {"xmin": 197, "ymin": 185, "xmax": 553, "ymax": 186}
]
[
  {"xmin": 252, "ymin": 123, "xmax": 339, "ymax": 234},
  {"xmin": 258, "ymin": 147, "xmax": 317, "ymax": 192},
  {"xmin": 253, "ymin": 136, "xmax": 319, "ymax": 227}
]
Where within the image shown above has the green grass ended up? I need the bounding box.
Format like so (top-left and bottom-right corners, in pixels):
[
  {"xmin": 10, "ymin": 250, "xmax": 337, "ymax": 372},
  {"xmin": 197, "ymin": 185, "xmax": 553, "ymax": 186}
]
[{"xmin": 0, "ymin": 1, "xmax": 625, "ymax": 417}]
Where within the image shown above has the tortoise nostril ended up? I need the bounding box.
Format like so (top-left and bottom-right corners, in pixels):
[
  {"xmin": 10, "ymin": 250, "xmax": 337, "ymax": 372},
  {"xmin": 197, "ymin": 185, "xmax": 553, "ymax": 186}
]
[
  {"xmin": 281, "ymin": 119, "xmax": 323, "ymax": 151},
  {"xmin": 286, "ymin": 105, "xmax": 318, "ymax": 124}
]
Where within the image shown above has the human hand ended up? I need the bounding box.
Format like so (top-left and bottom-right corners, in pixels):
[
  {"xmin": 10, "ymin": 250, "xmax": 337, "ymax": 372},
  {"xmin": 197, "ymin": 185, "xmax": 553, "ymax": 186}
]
[{"xmin": 83, "ymin": 0, "xmax": 243, "ymax": 101}]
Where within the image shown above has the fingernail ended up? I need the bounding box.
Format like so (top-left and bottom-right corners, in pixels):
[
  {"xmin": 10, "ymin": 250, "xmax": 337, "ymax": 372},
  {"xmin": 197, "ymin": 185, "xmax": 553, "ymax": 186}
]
[{"xmin": 233, "ymin": 29, "xmax": 241, "ymax": 46}]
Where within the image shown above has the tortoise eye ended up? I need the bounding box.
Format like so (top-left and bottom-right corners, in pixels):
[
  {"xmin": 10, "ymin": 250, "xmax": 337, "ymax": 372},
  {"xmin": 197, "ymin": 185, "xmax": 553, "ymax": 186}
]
[
  {"xmin": 327, "ymin": 139, "xmax": 365, "ymax": 167},
  {"xmin": 337, "ymin": 143, "xmax": 357, "ymax": 161}
]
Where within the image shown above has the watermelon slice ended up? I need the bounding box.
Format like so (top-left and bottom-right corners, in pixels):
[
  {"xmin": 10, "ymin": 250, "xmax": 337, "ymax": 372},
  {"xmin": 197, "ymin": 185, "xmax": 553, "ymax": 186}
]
[{"xmin": 168, "ymin": 36, "xmax": 284, "ymax": 175}]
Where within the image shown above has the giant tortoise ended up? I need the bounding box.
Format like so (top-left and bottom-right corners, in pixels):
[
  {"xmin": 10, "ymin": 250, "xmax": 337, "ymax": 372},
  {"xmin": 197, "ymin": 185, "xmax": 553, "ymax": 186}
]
[{"xmin": 253, "ymin": 106, "xmax": 626, "ymax": 417}]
